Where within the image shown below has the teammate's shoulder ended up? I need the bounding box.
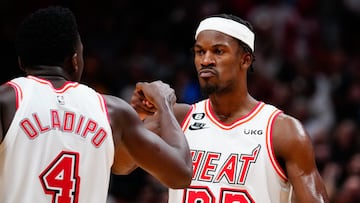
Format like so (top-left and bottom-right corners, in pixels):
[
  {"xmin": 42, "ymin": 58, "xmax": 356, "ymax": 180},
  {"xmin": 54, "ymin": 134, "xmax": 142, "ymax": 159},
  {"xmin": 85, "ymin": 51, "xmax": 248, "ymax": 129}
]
[
  {"xmin": 102, "ymin": 94, "xmax": 128, "ymax": 107},
  {"xmin": 102, "ymin": 94, "xmax": 135, "ymax": 114},
  {"xmin": 102, "ymin": 94, "xmax": 143, "ymax": 129},
  {"xmin": 0, "ymin": 79, "xmax": 19, "ymax": 101},
  {"xmin": 174, "ymin": 99, "xmax": 206, "ymax": 118}
]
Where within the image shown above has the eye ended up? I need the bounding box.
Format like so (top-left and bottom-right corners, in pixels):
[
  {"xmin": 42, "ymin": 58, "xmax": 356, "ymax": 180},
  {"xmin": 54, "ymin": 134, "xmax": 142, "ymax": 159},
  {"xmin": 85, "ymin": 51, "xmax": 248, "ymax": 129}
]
[
  {"xmin": 214, "ymin": 48, "xmax": 224, "ymax": 55},
  {"xmin": 194, "ymin": 49, "xmax": 205, "ymax": 56}
]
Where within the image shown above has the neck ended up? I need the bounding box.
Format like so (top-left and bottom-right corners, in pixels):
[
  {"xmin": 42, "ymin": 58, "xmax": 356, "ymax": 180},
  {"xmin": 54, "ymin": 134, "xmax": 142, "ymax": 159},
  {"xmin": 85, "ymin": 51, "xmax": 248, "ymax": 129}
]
[
  {"xmin": 25, "ymin": 67, "xmax": 73, "ymax": 88},
  {"xmin": 25, "ymin": 66, "xmax": 70, "ymax": 81},
  {"xmin": 209, "ymin": 93, "xmax": 258, "ymax": 123},
  {"xmin": 32, "ymin": 74, "xmax": 69, "ymax": 81}
]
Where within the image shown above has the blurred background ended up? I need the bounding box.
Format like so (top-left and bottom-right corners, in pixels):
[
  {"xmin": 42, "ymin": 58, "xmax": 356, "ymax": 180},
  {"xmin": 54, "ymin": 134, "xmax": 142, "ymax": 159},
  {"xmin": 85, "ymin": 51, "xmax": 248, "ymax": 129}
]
[{"xmin": 1, "ymin": 0, "xmax": 359, "ymax": 202}]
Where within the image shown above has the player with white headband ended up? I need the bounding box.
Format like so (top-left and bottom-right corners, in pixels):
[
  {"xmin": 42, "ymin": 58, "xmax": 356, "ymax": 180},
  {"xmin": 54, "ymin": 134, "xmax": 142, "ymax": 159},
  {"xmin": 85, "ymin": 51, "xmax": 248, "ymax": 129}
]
[
  {"xmin": 195, "ymin": 16, "xmax": 255, "ymax": 52},
  {"xmin": 194, "ymin": 14, "xmax": 256, "ymax": 72},
  {"xmin": 131, "ymin": 13, "xmax": 329, "ymax": 203}
]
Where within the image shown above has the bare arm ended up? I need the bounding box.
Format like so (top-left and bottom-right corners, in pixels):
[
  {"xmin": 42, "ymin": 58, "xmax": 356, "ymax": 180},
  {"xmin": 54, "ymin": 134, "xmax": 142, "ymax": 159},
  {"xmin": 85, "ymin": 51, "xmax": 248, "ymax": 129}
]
[
  {"xmin": 130, "ymin": 83, "xmax": 191, "ymax": 135},
  {"xmin": 273, "ymin": 114, "xmax": 329, "ymax": 203},
  {"xmin": 0, "ymin": 84, "xmax": 17, "ymax": 143},
  {"xmin": 130, "ymin": 85, "xmax": 191, "ymax": 125},
  {"xmin": 106, "ymin": 81, "xmax": 192, "ymax": 188},
  {"xmin": 173, "ymin": 103, "xmax": 192, "ymax": 125}
]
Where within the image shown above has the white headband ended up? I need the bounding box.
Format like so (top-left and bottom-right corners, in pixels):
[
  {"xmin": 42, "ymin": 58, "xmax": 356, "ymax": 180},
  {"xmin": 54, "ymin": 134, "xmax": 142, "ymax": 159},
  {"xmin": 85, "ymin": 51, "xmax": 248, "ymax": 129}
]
[{"xmin": 195, "ymin": 17, "xmax": 255, "ymax": 52}]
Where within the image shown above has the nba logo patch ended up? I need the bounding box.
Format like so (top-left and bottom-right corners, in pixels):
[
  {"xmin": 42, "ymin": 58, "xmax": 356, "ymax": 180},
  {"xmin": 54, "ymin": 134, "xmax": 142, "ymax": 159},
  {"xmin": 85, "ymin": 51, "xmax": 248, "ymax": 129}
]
[{"xmin": 57, "ymin": 95, "xmax": 65, "ymax": 105}]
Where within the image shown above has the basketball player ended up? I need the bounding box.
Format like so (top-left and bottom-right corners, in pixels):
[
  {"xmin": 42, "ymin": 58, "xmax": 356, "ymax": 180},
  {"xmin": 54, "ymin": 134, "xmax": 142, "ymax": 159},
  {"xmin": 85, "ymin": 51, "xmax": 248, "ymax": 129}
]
[
  {"xmin": 0, "ymin": 6, "xmax": 192, "ymax": 203},
  {"xmin": 131, "ymin": 14, "xmax": 330, "ymax": 202}
]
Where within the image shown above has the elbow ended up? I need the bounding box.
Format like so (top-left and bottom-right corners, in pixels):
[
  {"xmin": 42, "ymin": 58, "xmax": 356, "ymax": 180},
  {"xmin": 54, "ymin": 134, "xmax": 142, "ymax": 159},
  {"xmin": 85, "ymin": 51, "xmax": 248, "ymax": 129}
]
[
  {"xmin": 112, "ymin": 169, "xmax": 133, "ymax": 176},
  {"xmin": 167, "ymin": 165, "xmax": 193, "ymax": 189},
  {"xmin": 111, "ymin": 165, "xmax": 138, "ymax": 175},
  {"xmin": 167, "ymin": 176, "xmax": 192, "ymax": 189}
]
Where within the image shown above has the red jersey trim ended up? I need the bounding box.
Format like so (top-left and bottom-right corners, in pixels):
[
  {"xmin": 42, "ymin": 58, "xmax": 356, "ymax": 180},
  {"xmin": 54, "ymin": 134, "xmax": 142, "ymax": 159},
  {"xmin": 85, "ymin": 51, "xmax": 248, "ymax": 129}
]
[
  {"xmin": 27, "ymin": 75, "xmax": 79, "ymax": 93},
  {"xmin": 266, "ymin": 109, "xmax": 287, "ymax": 181},
  {"xmin": 7, "ymin": 81, "xmax": 23, "ymax": 109},
  {"xmin": 96, "ymin": 93, "xmax": 106, "ymax": 113},
  {"xmin": 96, "ymin": 93, "xmax": 111, "ymax": 125},
  {"xmin": 181, "ymin": 104, "xmax": 195, "ymax": 131},
  {"xmin": 205, "ymin": 99, "xmax": 266, "ymax": 130}
]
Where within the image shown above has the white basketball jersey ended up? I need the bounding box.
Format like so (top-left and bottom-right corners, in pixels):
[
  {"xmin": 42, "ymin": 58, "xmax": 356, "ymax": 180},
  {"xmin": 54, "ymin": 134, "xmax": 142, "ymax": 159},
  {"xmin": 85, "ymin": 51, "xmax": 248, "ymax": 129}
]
[
  {"xmin": 0, "ymin": 76, "xmax": 114, "ymax": 203},
  {"xmin": 169, "ymin": 99, "xmax": 293, "ymax": 203}
]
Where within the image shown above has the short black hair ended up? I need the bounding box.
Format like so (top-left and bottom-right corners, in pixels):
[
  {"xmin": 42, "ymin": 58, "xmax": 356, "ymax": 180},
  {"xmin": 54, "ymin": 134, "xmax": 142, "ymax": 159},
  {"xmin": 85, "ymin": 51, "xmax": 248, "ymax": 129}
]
[
  {"xmin": 208, "ymin": 13, "xmax": 254, "ymax": 54},
  {"xmin": 15, "ymin": 6, "xmax": 79, "ymax": 67},
  {"xmin": 207, "ymin": 13, "xmax": 256, "ymax": 71}
]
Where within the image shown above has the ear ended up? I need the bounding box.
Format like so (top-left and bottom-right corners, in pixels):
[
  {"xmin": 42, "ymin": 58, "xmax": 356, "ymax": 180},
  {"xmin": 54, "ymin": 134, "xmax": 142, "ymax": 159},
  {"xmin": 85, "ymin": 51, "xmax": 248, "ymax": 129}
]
[
  {"xmin": 18, "ymin": 57, "xmax": 25, "ymax": 71},
  {"xmin": 71, "ymin": 53, "xmax": 78, "ymax": 72},
  {"xmin": 241, "ymin": 53, "xmax": 252, "ymax": 70}
]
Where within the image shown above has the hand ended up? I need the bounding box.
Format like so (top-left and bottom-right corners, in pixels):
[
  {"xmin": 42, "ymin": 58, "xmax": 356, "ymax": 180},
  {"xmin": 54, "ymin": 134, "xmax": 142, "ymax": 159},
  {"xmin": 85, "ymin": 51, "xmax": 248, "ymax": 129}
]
[
  {"xmin": 131, "ymin": 81, "xmax": 176, "ymax": 119},
  {"xmin": 143, "ymin": 113, "xmax": 160, "ymax": 135},
  {"xmin": 131, "ymin": 87, "xmax": 156, "ymax": 120}
]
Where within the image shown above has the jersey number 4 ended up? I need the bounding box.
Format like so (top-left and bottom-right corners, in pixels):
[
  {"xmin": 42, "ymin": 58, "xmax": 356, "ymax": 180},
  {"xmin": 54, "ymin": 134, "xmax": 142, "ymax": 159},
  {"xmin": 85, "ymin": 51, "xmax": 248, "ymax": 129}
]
[{"xmin": 39, "ymin": 151, "xmax": 80, "ymax": 203}]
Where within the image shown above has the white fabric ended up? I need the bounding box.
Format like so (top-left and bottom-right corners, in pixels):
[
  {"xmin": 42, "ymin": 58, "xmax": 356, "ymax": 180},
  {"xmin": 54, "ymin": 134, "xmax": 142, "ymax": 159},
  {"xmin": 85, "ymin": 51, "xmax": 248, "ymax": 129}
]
[
  {"xmin": 169, "ymin": 99, "xmax": 292, "ymax": 203},
  {"xmin": 195, "ymin": 17, "xmax": 255, "ymax": 51},
  {"xmin": 0, "ymin": 76, "xmax": 114, "ymax": 203}
]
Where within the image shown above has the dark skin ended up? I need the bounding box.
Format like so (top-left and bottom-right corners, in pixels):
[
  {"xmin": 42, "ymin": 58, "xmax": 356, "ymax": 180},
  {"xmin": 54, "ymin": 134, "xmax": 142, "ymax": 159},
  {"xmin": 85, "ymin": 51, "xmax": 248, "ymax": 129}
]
[
  {"xmin": 131, "ymin": 30, "xmax": 330, "ymax": 202},
  {"xmin": 0, "ymin": 36, "xmax": 192, "ymax": 189}
]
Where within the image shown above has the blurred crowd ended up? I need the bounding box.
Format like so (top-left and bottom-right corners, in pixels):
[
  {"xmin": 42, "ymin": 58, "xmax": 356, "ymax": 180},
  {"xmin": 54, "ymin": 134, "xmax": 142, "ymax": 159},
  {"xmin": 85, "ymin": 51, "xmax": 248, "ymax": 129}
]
[{"xmin": 1, "ymin": 0, "xmax": 359, "ymax": 202}]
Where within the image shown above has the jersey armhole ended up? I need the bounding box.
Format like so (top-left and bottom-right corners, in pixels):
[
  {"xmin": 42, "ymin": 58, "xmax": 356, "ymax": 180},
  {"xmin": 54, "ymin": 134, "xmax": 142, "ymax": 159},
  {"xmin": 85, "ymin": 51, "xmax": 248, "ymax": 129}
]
[
  {"xmin": 180, "ymin": 104, "xmax": 195, "ymax": 131},
  {"xmin": 96, "ymin": 93, "xmax": 110, "ymax": 123},
  {"xmin": 0, "ymin": 81, "xmax": 22, "ymax": 148},
  {"xmin": 266, "ymin": 109, "xmax": 288, "ymax": 181},
  {"xmin": 6, "ymin": 81, "xmax": 23, "ymax": 109}
]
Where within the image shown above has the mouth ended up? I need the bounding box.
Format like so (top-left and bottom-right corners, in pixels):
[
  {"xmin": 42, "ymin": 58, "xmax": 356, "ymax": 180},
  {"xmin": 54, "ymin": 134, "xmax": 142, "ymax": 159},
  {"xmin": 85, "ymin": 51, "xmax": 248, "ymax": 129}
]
[{"xmin": 198, "ymin": 69, "xmax": 216, "ymax": 78}]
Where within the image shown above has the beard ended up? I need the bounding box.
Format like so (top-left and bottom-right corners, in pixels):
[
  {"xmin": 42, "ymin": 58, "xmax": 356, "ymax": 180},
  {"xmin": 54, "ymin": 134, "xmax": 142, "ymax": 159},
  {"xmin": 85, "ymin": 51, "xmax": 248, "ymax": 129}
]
[
  {"xmin": 200, "ymin": 79, "xmax": 235, "ymax": 97},
  {"xmin": 200, "ymin": 83, "xmax": 218, "ymax": 97}
]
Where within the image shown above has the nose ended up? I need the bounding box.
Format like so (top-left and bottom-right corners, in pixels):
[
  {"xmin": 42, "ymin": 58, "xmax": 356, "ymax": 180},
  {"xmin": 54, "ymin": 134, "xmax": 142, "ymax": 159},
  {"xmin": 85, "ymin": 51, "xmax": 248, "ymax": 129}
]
[{"xmin": 201, "ymin": 51, "xmax": 215, "ymax": 66}]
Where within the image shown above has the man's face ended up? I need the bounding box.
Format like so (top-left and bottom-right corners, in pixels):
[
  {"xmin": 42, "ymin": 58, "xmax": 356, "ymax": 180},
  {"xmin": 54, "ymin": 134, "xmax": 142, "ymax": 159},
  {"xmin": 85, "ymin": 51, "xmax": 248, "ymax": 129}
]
[{"xmin": 193, "ymin": 30, "xmax": 244, "ymax": 96}]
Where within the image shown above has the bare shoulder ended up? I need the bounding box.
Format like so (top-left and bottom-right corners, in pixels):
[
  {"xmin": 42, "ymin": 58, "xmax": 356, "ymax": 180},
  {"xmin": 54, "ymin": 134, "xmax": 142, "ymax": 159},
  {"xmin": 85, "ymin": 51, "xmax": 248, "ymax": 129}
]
[
  {"xmin": 173, "ymin": 103, "xmax": 192, "ymax": 124},
  {"xmin": 272, "ymin": 113, "xmax": 313, "ymax": 160},
  {"xmin": 0, "ymin": 83, "xmax": 16, "ymax": 103},
  {"xmin": 271, "ymin": 110, "xmax": 330, "ymax": 202},
  {"xmin": 102, "ymin": 94, "xmax": 143, "ymax": 174},
  {"xmin": 102, "ymin": 94, "xmax": 146, "ymax": 143},
  {"xmin": 0, "ymin": 83, "xmax": 17, "ymax": 142},
  {"xmin": 273, "ymin": 113, "xmax": 308, "ymax": 140},
  {"xmin": 102, "ymin": 94, "xmax": 142, "ymax": 130},
  {"xmin": 102, "ymin": 94, "xmax": 132, "ymax": 115}
]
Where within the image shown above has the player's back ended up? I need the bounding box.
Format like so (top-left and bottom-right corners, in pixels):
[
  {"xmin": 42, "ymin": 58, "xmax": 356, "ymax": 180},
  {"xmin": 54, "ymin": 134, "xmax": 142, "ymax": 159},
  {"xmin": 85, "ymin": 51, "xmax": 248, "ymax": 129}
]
[{"xmin": 0, "ymin": 76, "xmax": 114, "ymax": 203}]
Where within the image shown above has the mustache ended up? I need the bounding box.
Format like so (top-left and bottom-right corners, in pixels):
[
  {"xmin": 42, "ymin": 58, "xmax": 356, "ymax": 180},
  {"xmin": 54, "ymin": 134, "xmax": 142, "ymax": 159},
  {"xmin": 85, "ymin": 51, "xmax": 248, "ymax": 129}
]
[{"xmin": 199, "ymin": 64, "xmax": 215, "ymax": 70}]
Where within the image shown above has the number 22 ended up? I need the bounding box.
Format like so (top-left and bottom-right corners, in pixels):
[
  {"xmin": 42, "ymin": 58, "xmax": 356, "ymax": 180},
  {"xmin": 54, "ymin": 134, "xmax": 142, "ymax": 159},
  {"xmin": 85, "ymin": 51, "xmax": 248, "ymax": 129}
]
[{"xmin": 184, "ymin": 186, "xmax": 255, "ymax": 203}]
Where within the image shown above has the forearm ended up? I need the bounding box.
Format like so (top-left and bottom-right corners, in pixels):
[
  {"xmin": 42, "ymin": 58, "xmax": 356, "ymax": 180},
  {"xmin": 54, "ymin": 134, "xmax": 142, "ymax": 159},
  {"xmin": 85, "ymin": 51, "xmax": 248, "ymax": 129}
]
[
  {"xmin": 157, "ymin": 104, "xmax": 192, "ymax": 186},
  {"xmin": 293, "ymin": 172, "xmax": 330, "ymax": 203},
  {"xmin": 158, "ymin": 104, "xmax": 185, "ymax": 148}
]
